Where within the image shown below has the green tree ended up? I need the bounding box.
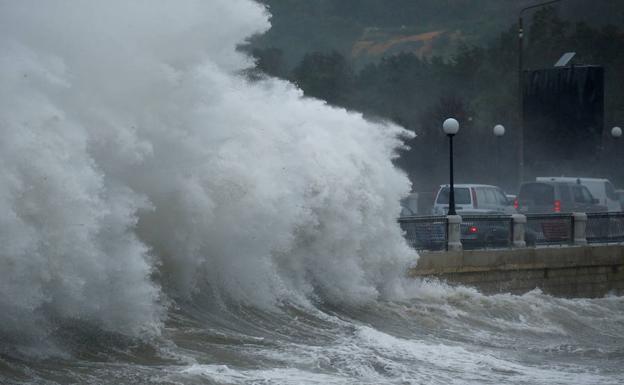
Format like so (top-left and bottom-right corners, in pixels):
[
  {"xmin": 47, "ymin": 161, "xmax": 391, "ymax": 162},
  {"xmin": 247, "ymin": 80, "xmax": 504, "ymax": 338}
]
[
  {"xmin": 252, "ymin": 47, "xmax": 286, "ymax": 78},
  {"xmin": 291, "ymin": 51, "xmax": 353, "ymax": 106}
]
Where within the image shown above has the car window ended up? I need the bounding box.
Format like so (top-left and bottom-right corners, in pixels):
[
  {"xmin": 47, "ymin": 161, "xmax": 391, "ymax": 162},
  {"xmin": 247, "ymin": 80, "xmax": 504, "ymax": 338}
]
[
  {"xmin": 605, "ymin": 182, "xmax": 617, "ymax": 200},
  {"xmin": 481, "ymin": 189, "xmax": 492, "ymax": 205},
  {"xmin": 519, "ymin": 183, "xmax": 553, "ymax": 205},
  {"xmin": 581, "ymin": 186, "xmax": 594, "ymax": 203},
  {"xmin": 436, "ymin": 187, "xmax": 471, "ymax": 205},
  {"xmin": 572, "ymin": 186, "xmax": 585, "ymax": 203},
  {"xmin": 572, "ymin": 186, "xmax": 593, "ymax": 204},
  {"xmin": 495, "ymin": 189, "xmax": 509, "ymax": 205},
  {"xmin": 558, "ymin": 184, "xmax": 572, "ymax": 204},
  {"xmin": 476, "ymin": 188, "xmax": 487, "ymax": 206},
  {"xmin": 486, "ymin": 188, "xmax": 499, "ymax": 205}
]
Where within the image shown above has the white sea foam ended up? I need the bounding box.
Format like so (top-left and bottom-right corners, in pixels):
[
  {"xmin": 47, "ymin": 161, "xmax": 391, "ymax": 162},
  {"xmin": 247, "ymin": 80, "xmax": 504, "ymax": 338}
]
[
  {"xmin": 180, "ymin": 364, "xmax": 348, "ymax": 385},
  {"xmin": 351, "ymin": 325, "xmax": 616, "ymax": 384},
  {"xmin": 0, "ymin": 0, "xmax": 417, "ymax": 340}
]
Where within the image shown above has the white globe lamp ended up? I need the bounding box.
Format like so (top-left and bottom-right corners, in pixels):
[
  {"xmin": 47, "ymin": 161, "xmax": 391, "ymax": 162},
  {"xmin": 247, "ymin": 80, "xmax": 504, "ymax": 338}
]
[{"xmin": 442, "ymin": 118, "xmax": 459, "ymax": 136}]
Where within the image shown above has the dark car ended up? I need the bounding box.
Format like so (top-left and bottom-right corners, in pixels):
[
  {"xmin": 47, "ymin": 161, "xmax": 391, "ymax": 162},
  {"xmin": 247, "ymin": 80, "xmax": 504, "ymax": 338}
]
[
  {"xmin": 460, "ymin": 216, "xmax": 513, "ymax": 249},
  {"xmin": 516, "ymin": 181, "xmax": 607, "ymax": 214}
]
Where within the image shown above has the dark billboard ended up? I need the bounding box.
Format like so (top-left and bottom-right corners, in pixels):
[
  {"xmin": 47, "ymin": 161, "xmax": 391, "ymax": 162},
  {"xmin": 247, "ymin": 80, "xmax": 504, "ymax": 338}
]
[{"xmin": 523, "ymin": 65, "xmax": 604, "ymax": 176}]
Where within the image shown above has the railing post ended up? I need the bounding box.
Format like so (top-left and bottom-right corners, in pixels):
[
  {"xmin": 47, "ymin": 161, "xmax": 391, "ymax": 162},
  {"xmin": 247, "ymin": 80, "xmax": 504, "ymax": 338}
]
[
  {"xmin": 511, "ymin": 214, "xmax": 527, "ymax": 248},
  {"xmin": 573, "ymin": 212, "xmax": 588, "ymax": 245},
  {"xmin": 447, "ymin": 215, "xmax": 462, "ymax": 251}
]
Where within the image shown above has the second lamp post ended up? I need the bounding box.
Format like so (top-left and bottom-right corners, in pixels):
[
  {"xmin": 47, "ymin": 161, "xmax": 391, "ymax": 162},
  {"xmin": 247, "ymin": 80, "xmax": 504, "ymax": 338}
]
[
  {"xmin": 493, "ymin": 124, "xmax": 505, "ymax": 184},
  {"xmin": 443, "ymin": 118, "xmax": 460, "ymax": 215}
]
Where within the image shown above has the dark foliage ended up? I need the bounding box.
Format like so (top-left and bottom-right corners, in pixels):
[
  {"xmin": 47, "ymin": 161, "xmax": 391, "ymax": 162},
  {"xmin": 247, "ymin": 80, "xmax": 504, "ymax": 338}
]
[{"xmin": 291, "ymin": 51, "xmax": 354, "ymax": 106}]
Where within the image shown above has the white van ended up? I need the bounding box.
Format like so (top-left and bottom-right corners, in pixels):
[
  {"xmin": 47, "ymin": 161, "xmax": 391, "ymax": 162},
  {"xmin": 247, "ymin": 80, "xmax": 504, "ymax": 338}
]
[
  {"xmin": 535, "ymin": 177, "xmax": 622, "ymax": 212},
  {"xmin": 432, "ymin": 184, "xmax": 516, "ymax": 215}
]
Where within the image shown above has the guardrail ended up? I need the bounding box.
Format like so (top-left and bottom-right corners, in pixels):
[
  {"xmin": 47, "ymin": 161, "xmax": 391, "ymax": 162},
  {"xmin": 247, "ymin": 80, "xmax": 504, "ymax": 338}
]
[
  {"xmin": 400, "ymin": 212, "xmax": 624, "ymax": 251},
  {"xmin": 526, "ymin": 213, "xmax": 574, "ymax": 246},
  {"xmin": 398, "ymin": 216, "xmax": 447, "ymax": 251},
  {"xmin": 586, "ymin": 212, "xmax": 624, "ymax": 244}
]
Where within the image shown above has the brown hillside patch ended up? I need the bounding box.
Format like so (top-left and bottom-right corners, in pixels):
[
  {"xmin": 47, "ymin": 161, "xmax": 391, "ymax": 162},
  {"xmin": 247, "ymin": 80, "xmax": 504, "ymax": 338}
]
[{"xmin": 352, "ymin": 30, "xmax": 446, "ymax": 58}]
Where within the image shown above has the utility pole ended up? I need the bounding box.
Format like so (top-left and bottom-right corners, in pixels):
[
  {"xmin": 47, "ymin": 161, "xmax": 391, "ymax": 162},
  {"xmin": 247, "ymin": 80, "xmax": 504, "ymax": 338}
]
[{"xmin": 518, "ymin": 0, "xmax": 562, "ymax": 188}]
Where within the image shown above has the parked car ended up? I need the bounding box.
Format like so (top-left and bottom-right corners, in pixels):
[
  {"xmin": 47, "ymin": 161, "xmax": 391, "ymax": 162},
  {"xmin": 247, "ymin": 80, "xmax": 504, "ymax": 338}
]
[
  {"xmin": 459, "ymin": 218, "xmax": 513, "ymax": 249},
  {"xmin": 516, "ymin": 181, "xmax": 607, "ymax": 214},
  {"xmin": 432, "ymin": 184, "xmax": 516, "ymax": 215},
  {"xmin": 399, "ymin": 193, "xmax": 420, "ymax": 217},
  {"xmin": 616, "ymin": 189, "xmax": 624, "ymax": 209},
  {"xmin": 536, "ymin": 177, "xmax": 622, "ymax": 212},
  {"xmin": 432, "ymin": 184, "xmax": 516, "ymax": 249}
]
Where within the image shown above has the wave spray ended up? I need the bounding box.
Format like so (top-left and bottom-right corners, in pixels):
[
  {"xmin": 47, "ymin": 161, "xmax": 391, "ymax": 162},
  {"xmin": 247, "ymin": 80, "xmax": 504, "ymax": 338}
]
[{"xmin": 0, "ymin": 0, "xmax": 417, "ymax": 342}]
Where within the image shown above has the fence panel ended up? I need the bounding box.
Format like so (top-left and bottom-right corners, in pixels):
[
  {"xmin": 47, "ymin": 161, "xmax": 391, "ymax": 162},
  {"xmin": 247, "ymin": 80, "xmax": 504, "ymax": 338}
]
[
  {"xmin": 586, "ymin": 212, "xmax": 624, "ymax": 244},
  {"xmin": 399, "ymin": 212, "xmax": 624, "ymax": 250},
  {"xmin": 460, "ymin": 215, "xmax": 513, "ymax": 250},
  {"xmin": 526, "ymin": 214, "xmax": 574, "ymax": 246},
  {"xmin": 398, "ymin": 216, "xmax": 447, "ymax": 251}
]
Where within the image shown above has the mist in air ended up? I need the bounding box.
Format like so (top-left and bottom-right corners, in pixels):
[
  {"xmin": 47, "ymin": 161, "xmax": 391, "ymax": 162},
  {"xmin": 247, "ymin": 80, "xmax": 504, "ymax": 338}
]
[
  {"xmin": 0, "ymin": 1, "xmax": 623, "ymax": 384},
  {"xmin": 0, "ymin": 0, "xmax": 417, "ymax": 341}
]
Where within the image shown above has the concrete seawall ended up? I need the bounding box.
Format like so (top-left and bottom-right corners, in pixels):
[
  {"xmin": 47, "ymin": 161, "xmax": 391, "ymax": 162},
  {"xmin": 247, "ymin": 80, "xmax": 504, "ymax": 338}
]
[{"xmin": 410, "ymin": 245, "xmax": 624, "ymax": 297}]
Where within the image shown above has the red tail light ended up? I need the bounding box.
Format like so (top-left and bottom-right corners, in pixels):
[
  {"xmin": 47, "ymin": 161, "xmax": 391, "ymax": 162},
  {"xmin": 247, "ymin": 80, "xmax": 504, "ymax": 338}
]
[
  {"xmin": 513, "ymin": 198, "xmax": 519, "ymax": 210},
  {"xmin": 554, "ymin": 199, "xmax": 561, "ymax": 212},
  {"xmin": 469, "ymin": 226, "xmax": 478, "ymax": 234},
  {"xmin": 471, "ymin": 188, "xmax": 478, "ymax": 208}
]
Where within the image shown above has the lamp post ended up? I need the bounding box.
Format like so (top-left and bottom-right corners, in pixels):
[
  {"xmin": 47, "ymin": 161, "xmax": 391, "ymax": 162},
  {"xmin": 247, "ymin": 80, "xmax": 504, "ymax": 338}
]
[
  {"xmin": 518, "ymin": 0, "xmax": 563, "ymax": 188},
  {"xmin": 493, "ymin": 124, "xmax": 505, "ymax": 185},
  {"xmin": 443, "ymin": 118, "xmax": 460, "ymax": 215},
  {"xmin": 612, "ymin": 126, "xmax": 622, "ymax": 187}
]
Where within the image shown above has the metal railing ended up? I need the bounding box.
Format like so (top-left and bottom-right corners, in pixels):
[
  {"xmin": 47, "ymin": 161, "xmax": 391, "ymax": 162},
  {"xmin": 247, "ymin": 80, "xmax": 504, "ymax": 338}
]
[
  {"xmin": 398, "ymin": 216, "xmax": 447, "ymax": 251},
  {"xmin": 525, "ymin": 213, "xmax": 574, "ymax": 246},
  {"xmin": 586, "ymin": 212, "xmax": 624, "ymax": 244},
  {"xmin": 400, "ymin": 212, "xmax": 624, "ymax": 251}
]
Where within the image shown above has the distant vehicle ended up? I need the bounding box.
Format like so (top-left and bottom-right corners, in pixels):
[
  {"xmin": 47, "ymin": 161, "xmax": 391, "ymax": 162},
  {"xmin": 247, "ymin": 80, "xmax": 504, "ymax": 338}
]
[
  {"xmin": 432, "ymin": 184, "xmax": 516, "ymax": 215},
  {"xmin": 460, "ymin": 219, "xmax": 512, "ymax": 250},
  {"xmin": 430, "ymin": 184, "xmax": 515, "ymax": 249},
  {"xmin": 517, "ymin": 181, "xmax": 607, "ymax": 214},
  {"xmin": 616, "ymin": 189, "xmax": 624, "ymax": 209},
  {"xmin": 536, "ymin": 177, "xmax": 622, "ymax": 212},
  {"xmin": 399, "ymin": 193, "xmax": 419, "ymax": 217}
]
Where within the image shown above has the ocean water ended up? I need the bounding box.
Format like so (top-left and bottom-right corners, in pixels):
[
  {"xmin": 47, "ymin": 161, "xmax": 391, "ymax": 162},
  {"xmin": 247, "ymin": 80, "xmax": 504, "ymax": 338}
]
[{"xmin": 0, "ymin": 1, "xmax": 622, "ymax": 384}]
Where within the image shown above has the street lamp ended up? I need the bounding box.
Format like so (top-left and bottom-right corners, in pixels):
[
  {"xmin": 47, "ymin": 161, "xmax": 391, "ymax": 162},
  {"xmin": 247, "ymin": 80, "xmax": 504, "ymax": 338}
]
[
  {"xmin": 493, "ymin": 124, "xmax": 505, "ymax": 137},
  {"xmin": 612, "ymin": 126, "xmax": 622, "ymax": 187},
  {"xmin": 493, "ymin": 124, "xmax": 505, "ymax": 184},
  {"xmin": 443, "ymin": 118, "xmax": 460, "ymax": 215},
  {"xmin": 518, "ymin": 0, "xmax": 563, "ymax": 188}
]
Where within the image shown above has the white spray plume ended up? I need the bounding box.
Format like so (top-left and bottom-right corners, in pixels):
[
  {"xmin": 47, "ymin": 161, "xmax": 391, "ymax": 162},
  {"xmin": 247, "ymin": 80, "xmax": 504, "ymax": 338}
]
[{"xmin": 0, "ymin": 0, "xmax": 417, "ymax": 339}]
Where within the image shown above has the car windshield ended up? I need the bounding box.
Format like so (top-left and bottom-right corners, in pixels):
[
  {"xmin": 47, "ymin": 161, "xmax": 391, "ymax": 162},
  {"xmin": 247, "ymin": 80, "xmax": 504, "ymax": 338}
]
[
  {"xmin": 519, "ymin": 183, "xmax": 554, "ymax": 205},
  {"xmin": 436, "ymin": 187, "xmax": 471, "ymax": 204}
]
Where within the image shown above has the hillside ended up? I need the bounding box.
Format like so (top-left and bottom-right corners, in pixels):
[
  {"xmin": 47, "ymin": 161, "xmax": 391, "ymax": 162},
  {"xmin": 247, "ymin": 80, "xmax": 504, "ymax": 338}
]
[{"xmin": 250, "ymin": 0, "xmax": 624, "ymax": 70}]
